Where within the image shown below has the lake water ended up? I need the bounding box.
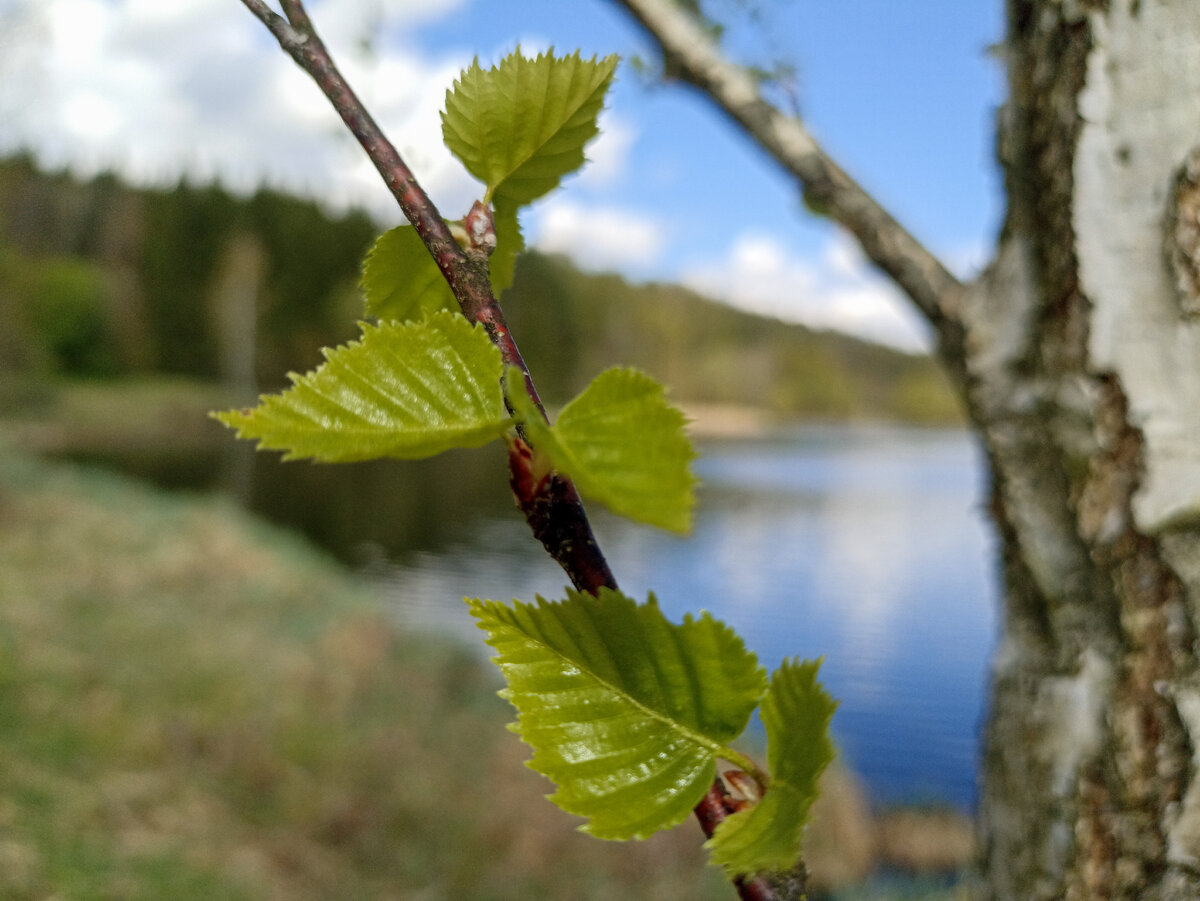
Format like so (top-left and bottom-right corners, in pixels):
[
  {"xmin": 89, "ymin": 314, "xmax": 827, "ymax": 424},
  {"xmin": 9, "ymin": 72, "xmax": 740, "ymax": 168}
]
[{"xmin": 369, "ymin": 424, "xmax": 998, "ymax": 810}]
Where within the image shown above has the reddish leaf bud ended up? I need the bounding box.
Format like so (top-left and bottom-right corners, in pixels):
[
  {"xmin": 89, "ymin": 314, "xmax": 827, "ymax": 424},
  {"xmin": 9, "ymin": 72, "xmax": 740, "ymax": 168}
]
[{"xmin": 464, "ymin": 200, "xmax": 497, "ymax": 256}]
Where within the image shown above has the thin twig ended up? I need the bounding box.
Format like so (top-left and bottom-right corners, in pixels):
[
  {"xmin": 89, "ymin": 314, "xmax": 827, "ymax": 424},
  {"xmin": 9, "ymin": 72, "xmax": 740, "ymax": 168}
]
[
  {"xmin": 240, "ymin": 3, "xmax": 778, "ymax": 897},
  {"xmin": 279, "ymin": 0, "xmax": 314, "ymax": 31},
  {"xmin": 241, "ymin": 0, "xmax": 617, "ymax": 588},
  {"xmin": 239, "ymin": 1, "xmax": 527, "ymax": 388},
  {"xmin": 612, "ymin": 0, "xmax": 966, "ymax": 341}
]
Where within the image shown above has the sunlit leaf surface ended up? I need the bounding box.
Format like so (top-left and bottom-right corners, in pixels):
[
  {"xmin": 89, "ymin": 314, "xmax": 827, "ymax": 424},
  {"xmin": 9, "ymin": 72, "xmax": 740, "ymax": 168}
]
[
  {"xmin": 214, "ymin": 311, "xmax": 509, "ymax": 462},
  {"xmin": 510, "ymin": 367, "xmax": 697, "ymax": 533},
  {"xmin": 468, "ymin": 589, "xmax": 766, "ymax": 839}
]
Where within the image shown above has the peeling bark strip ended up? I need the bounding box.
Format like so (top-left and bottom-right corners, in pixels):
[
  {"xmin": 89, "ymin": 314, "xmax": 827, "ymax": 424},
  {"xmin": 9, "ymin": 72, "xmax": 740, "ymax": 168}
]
[
  {"xmin": 1076, "ymin": 1, "xmax": 1200, "ymax": 533},
  {"xmin": 1168, "ymin": 148, "xmax": 1200, "ymax": 317},
  {"xmin": 975, "ymin": 1, "xmax": 1200, "ymax": 899}
]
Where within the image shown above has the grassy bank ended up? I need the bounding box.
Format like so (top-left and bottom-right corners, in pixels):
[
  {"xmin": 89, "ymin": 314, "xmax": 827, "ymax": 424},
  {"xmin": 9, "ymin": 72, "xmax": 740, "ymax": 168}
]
[
  {"xmin": 1, "ymin": 376, "xmax": 237, "ymax": 456},
  {"xmin": 0, "ymin": 452, "xmax": 737, "ymax": 901},
  {"xmin": 0, "ymin": 451, "xmax": 969, "ymax": 900}
]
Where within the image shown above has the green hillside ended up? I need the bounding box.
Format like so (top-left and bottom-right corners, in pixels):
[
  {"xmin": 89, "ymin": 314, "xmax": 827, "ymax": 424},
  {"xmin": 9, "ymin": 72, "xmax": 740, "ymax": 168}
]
[
  {"xmin": 504, "ymin": 252, "xmax": 960, "ymax": 423},
  {"xmin": 0, "ymin": 154, "xmax": 960, "ymax": 425}
]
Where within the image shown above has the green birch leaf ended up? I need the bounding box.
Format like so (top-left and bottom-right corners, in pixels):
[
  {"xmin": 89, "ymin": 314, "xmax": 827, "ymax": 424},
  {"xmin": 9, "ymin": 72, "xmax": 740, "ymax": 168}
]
[
  {"xmin": 467, "ymin": 589, "xmax": 767, "ymax": 839},
  {"xmin": 213, "ymin": 311, "xmax": 509, "ymax": 462},
  {"xmin": 508, "ymin": 367, "xmax": 697, "ymax": 533},
  {"xmin": 490, "ymin": 195, "xmax": 525, "ymax": 296},
  {"xmin": 707, "ymin": 659, "xmax": 837, "ymax": 875},
  {"xmin": 361, "ymin": 225, "xmax": 455, "ymax": 322},
  {"xmin": 442, "ymin": 49, "xmax": 618, "ymax": 205}
]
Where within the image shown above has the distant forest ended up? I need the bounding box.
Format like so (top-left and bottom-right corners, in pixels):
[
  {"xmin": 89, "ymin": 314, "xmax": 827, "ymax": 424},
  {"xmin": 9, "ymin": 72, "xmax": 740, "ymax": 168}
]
[{"xmin": 0, "ymin": 154, "xmax": 961, "ymax": 424}]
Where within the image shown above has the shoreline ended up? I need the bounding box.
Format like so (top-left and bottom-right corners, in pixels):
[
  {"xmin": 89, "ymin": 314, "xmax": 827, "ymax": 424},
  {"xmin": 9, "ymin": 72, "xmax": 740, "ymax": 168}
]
[
  {"xmin": 680, "ymin": 401, "xmax": 966, "ymax": 441},
  {"xmin": 2, "ymin": 378, "xmax": 965, "ymax": 454},
  {"xmin": 804, "ymin": 762, "xmax": 974, "ymax": 894}
]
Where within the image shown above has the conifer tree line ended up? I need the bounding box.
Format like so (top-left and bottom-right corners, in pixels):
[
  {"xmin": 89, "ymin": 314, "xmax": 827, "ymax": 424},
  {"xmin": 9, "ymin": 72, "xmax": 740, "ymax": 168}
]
[{"xmin": 0, "ymin": 154, "xmax": 956, "ymax": 424}]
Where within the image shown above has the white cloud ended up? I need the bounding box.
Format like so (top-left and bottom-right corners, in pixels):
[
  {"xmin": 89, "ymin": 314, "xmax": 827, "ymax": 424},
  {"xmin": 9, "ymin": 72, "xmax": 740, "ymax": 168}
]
[
  {"xmin": 530, "ymin": 200, "xmax": 666, "ymax": 272},
  {"xmin": 680, "ymin": 232, "xmax": 931, "ymax": 351},
  {"xmin": 0, "ymin": 0, "xmax": 474, "ymax": 220},
  {"xmin": 941, "ymin": 238, "xmax": 993, "ymax": 281}
]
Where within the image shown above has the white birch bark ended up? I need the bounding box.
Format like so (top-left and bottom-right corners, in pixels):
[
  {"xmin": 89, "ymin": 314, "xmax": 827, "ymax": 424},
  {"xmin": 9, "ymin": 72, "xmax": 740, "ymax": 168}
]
[
  {"xmin": 970, "ymin": 1, "xmax": 1200, "ymax": 897},
  {"xmin": 613, "ymin": 0, "xmax": 1200, "ymax": 896}
]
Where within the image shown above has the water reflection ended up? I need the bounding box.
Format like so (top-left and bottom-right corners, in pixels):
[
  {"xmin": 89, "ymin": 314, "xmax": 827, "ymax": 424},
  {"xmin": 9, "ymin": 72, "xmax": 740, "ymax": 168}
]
[{"xmin": 373, "ymin": 425, "xmax": 997, "ymax": 809}]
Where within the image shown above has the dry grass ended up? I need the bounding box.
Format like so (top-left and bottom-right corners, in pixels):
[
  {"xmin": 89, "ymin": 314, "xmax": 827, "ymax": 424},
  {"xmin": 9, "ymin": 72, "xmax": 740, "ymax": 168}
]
[
  {"xmin": 3, "ymin": 376, "xmax": 236, "ymax": 455},
  {"xmin": 0, "ymin": 452, "xmax": 732, "ymax": 900},
  {"xmin": 0, "ymin": 450, "xmax": 970, "ymax": 900}
]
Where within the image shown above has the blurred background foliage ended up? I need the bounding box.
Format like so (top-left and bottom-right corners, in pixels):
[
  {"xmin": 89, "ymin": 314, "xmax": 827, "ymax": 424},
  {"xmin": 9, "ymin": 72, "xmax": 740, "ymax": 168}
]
[
  {"xmin": 0, "ymin": 152, "xmax": 960, "ymax": 426},
  {"xmin": 0, "ymin": 154, "xmax": 375, "ymax": 389}
]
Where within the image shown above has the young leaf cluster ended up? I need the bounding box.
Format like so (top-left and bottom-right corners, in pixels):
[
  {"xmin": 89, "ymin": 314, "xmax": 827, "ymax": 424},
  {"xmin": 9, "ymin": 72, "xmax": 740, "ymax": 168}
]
[
  {"xmin": 219, "ymin": 49, "xmax": 690, "ymax": 535},
  {"xmin": 214, "ymin": 47, "xmax": 834, "ymax": 880},
  {"xmin": 469, "ymin": 589, "xmax": 836, "ymax": 876},
  {"xmin": 363, "ymin": 48, "xmax": 615, "ymax": 319}
]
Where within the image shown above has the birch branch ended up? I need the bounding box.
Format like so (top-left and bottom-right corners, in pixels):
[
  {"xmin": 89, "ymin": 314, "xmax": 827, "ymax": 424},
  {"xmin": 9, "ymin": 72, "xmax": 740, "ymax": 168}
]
[
  {"xmin": 613, "ymin": 0, "xmax": 967, "ymax": 342},
  {"xmin": 239, "ymin": 3, "xmax": 785, "ymax": 897},
  {"xmin": 238, "ymin": 0, "xmax": 617, "ymax": 587}
]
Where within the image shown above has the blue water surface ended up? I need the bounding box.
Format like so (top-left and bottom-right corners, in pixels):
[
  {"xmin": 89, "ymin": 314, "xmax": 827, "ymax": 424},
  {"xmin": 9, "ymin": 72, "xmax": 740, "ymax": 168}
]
[{"xmin": 375, "ymin": 424, "xmax": 998, "ymax": 809}]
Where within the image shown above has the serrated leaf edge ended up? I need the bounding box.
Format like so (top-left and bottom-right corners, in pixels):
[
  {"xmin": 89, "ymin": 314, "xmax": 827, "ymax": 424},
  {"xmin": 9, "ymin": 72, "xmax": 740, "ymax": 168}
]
[
  {"xmin": 213, "ymin": 312, "xmax": 511, "ymax": 462},
  {"xmin": 441, "ymin": 47, "xmax": 618, "ymax": 204}
]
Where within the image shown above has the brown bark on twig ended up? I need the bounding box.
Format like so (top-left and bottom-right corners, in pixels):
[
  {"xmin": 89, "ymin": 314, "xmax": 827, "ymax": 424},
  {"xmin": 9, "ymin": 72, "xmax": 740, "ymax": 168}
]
[
  {"xmin": 239, "ymin": 0, "xmax": 539, "ymax": 400},
  {"xmin": 239, "ymin": 2, "xmax": 778, "ymax": 897},
  {"xmin": 506, "ymin": 436, "xmax": 618, "ymax": 593}
]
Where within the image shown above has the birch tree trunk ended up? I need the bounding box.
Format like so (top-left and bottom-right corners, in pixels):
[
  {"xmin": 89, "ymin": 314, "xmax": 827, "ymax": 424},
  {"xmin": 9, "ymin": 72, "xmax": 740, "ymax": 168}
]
[
  {"xmin": 614, "ymin": 0, "xmax": 1200, "ymax": 896},
  {"xmin": 970, "ymin": 1, "xmax": 1200, "ymax": 897}
]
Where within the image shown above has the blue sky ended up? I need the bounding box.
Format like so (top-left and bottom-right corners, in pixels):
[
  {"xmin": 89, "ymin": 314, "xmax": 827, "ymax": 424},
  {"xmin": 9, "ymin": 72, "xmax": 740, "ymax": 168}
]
[{"xmin": 0, "ymin": 0, "xmax": 1005, "ymax": 349}]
